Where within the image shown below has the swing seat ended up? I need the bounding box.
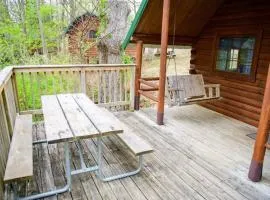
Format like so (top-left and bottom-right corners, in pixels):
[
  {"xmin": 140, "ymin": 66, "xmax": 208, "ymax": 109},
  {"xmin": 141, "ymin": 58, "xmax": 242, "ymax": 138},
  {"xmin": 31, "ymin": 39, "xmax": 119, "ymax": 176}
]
[{"xmin": 167, "ymin": 74, "xmax": 220, "ymax": 106}]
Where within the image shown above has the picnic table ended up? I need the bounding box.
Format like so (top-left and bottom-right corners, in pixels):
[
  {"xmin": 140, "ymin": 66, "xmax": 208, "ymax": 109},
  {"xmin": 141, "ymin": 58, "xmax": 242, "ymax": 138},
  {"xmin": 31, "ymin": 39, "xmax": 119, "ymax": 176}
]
[
  {"xmin": 4, "ymin": 93, "xmax": 153, "ymax": 200},
  {"xmin": 33, "ymin": 93, "xmax": 123, "ymax": 199}
]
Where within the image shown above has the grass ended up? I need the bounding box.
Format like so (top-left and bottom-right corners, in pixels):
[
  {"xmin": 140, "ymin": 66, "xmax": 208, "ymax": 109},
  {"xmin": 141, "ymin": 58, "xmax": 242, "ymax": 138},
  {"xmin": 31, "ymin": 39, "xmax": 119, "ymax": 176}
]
[{"xmin": 16, "ymin": 72, "xmax": 81, "ymax": 111}]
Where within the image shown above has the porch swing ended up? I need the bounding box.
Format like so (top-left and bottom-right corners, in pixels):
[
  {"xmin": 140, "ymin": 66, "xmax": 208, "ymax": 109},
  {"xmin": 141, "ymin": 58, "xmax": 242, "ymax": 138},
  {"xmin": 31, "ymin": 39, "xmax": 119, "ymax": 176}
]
[{"xmin": 166, "ymin": 5, "xmax": 221, "ymax": 106}]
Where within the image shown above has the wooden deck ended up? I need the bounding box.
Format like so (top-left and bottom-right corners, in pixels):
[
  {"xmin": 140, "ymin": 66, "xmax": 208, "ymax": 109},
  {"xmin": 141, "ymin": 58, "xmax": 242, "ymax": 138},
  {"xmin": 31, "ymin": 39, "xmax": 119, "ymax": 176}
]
[{"xmin": 9, "ymin": 105, "xmax": 270, "ymax": 200}]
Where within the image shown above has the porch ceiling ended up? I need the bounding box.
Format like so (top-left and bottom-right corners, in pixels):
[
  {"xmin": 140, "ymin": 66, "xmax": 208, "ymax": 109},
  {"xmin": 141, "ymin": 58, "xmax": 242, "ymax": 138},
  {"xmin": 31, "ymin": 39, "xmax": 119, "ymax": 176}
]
[{"xmin": 124, "ymin": 0, "xmax": 224, "ymax": 46}]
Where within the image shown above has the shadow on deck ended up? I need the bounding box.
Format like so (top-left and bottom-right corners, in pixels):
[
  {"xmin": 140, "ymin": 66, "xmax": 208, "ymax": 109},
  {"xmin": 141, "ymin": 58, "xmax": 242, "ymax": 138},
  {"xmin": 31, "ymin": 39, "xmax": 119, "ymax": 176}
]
[{"xmin": 9, "ymin": 105, "xmax": 270, "ymax": 200}]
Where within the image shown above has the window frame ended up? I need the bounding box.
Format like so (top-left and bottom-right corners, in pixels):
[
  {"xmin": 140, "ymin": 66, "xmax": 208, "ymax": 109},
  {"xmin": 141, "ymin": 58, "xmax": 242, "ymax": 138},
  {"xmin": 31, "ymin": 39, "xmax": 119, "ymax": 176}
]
[{"xmin": 213, "ymin": 28, "xmax": 262, "ymax": 82}]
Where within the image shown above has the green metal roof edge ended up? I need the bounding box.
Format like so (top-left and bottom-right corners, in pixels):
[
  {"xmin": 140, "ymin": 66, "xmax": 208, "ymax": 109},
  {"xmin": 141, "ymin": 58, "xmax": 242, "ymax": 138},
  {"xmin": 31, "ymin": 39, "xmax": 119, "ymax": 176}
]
[{"xmin": 121, "ymin": 0, "xmax": 149, "ymax": 50}]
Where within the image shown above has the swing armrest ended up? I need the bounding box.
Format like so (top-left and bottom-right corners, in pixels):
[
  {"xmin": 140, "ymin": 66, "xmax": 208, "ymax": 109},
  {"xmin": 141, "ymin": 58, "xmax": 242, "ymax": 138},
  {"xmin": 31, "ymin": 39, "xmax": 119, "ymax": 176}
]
[{"xmin": 204, "ymin": 84, "xmax": 220, "ymax": 98}]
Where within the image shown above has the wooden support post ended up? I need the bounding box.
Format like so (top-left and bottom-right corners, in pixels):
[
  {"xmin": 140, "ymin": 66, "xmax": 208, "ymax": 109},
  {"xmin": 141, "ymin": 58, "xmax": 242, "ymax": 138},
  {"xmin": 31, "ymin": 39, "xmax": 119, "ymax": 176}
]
[
  {"xmin": 11, "ymin": 73, "xmax": 20, "ymax": 113},
  {"xmin": 157, "ymin": 0, "xmax": 170, "ymax": 125},
  {"xmin": 248, "ymin": 65, "xmax": 270, "ymax": 182},
  {"xmin": 134, "ymin": 40, "xmax": 143, "ymax": 110},
  {"xmin": 129, "ymin": 66, "xmax": 135, "ymax": 110}
]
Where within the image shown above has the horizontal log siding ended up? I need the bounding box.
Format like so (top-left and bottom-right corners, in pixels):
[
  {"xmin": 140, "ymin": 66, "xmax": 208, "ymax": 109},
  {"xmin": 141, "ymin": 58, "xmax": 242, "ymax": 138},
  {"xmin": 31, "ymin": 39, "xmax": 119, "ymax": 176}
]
[{"xmin": 191, "ymin": 0, "xmax": 270, "ymax": 127}]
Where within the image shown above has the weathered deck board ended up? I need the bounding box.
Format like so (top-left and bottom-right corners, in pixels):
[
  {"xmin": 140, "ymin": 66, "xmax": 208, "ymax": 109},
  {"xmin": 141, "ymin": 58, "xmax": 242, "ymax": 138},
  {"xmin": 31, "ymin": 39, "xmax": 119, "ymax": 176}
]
[{"xmin": 12, "ymin": 105, "xmax": 270, "ymax": 200}]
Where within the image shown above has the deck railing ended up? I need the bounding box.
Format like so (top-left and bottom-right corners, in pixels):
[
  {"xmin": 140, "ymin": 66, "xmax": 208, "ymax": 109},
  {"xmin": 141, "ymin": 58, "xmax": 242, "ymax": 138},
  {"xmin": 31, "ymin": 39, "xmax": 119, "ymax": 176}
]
[{"xmin": 0, "ymin": 64, "xmax": 135, "ymax": 198}]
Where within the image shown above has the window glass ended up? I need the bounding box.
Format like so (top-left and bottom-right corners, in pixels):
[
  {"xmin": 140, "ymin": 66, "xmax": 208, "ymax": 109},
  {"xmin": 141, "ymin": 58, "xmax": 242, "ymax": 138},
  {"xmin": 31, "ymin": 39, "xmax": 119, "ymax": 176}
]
[{"xmin": 216, "ymin": 37, "xmax": 255, "ymax": 75}]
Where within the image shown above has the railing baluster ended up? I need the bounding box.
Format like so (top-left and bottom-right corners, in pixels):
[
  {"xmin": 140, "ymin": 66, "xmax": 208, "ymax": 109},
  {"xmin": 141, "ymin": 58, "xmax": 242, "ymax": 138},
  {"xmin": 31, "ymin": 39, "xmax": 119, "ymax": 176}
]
[
  {"xmin": 66, "ymin": 71, "xmax": 70, "ymax": 92},
  {"xmin": 91, "ymin": 71, "xmax": 95, "ymax": 102},
  {"xmin": 52, "ymin": 71, "xmax": 56, "ymax": 94},
  {"xmin": 98, "ymin": 70, "xmax": 101, "ymax": 104},
  {"xmin": 11, "ymin": 73, "xmax": 19, "ymax": 113},
  {"xmin": 29, "ymin": 72, "xmax": 35, "ymax": 110},
  {"xmin": 119, "ymin": 69, "xmax": 123, "ymax": 101},
  {"xmin": 124, "ymin": 69, "xmax": 128, "ymax": 102},
  {"xmin": 21, "ymin": 72, "xmax": 27, "ymax": 110},
  {"xmin": 103, "ymin": 70, "xmax": 107, "ymax": 103},
  {"xmin": 80, "ymin": 68, "xmax": 86, "ymax": 94},
  {"xmin": 208, "ymin": 87, "xmax": 213, "ymax": 98},
  {"xmin": 114, "ymin": 70, "xmax": 118, "ymax": 102},
  {"xmin": 37, "ymin": 72, "xmax": 41, "ymax": 108},
  {"xmin": 129, "ymin": 66, "xmax": 135, "ymax": 110},
  {"xmin": 59, "ymin": 71, "xmax": 63, "ymax": 93},
  {"xmin": 44, "ymin": 71, "xmax": 48, "ymax": 94},
  {"xmin": 109, "ymin": 71, "xmax": 112, "ymax": 103}
]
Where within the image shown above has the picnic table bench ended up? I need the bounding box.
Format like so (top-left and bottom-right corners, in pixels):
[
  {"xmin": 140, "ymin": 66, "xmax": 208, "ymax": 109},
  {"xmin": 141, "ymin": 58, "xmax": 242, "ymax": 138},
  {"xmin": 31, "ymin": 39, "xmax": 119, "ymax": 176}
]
[
  {"xmin": 3, "ymin": 93, "xmax": 153, "ymax": 200},
  {"xmin": 4, "ymin": 115, "xmax": 33, "ymax": 184}
]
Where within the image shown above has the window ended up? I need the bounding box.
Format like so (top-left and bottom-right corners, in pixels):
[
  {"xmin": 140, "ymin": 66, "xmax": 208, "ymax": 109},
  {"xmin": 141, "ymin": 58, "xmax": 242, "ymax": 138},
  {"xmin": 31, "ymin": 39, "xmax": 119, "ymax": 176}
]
[
  {"xmin": 216, "ymin": 37, "xmax": 256, "ymax": 75},
  {"xmin": 88, "ymin": 30, "xmax": 97, "ymax": 39}
]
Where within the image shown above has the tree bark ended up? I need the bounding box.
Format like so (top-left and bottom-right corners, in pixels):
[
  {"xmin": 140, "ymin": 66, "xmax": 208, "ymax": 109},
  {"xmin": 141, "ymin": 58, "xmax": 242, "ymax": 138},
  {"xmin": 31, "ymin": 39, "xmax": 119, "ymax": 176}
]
[
  {"xmin": 98, "ymin": 0, "xmax": 131, "ymax": 64},
  {"xmin": 36, "ymin": 0, "xmax": 48, "ymax": 60}
]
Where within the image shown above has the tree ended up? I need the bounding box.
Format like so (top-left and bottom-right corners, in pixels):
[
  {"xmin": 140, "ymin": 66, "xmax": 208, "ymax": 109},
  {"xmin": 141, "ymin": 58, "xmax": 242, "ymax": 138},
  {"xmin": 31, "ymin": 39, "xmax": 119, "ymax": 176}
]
[
  {"xmin": 36, "ymin": 0, "xmax": 48, "ymax": 61},
  {"xmin": 97, "ymin": 0, "xmax": 131, "ymax": 64}
]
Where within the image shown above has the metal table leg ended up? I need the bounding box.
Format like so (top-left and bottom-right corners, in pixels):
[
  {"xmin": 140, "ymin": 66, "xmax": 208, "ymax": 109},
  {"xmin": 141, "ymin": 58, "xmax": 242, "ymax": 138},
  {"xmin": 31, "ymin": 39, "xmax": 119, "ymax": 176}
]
[
  {"xmin": 96, "ymin": 137, "xmax": 143, "ymax": 182},
  {"xmin": 71, "ymin": 141, "xmax": 99, "ymax": 175}
]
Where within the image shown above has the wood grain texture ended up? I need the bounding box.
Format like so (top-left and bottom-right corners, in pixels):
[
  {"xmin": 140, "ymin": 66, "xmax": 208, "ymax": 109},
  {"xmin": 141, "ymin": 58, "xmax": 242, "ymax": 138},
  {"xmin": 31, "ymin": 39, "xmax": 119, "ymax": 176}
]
[
  {"xmin": 191, "ymin": 0, "xmax": 270, "ymax": 126},
  {"xmin": 4, "ymin": 114, "xmax": 32, "ymax": 183},
  {"xmin": 57, "ymin": 94, "xmax": 98, "ymax": 139},
  {"xmin": 117, "ymin": 126, "xmax": 153, "ymax": 156},
  {"xmin": 3, "ymin": 79, "xmax": 17, "ymax": 132},
  {"xmin": 14, "ymin": 106, "xmax": 270, "ymax": 199},
  {"xmin": 72, "ymin": 93, "xmax": 123, "ymax": 136},
  {"xmin": 42, "ymin": 95, "xmax": 73, "ymax": 143},
  {"xmin": 96, "ymin": 106, "xmax": 153, "ymax": 156},
  {"xmin": 131, "ymin": 0, "xmax": 224, "ymax": 44}
]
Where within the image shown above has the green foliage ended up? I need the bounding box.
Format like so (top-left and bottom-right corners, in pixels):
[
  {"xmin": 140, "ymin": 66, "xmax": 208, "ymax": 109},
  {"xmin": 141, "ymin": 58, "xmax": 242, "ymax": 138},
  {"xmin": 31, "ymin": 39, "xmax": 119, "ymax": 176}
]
[
  {"xmin": 96, "ymin": 0, "xmax": 108, "ymax": 37},
  {"xmin": 0, "ymin": 0, "xmax": 65, "ymax": 68},
  {"xmin": 121, "ymin": 53, "xmax": 134, "ymax": 64}
]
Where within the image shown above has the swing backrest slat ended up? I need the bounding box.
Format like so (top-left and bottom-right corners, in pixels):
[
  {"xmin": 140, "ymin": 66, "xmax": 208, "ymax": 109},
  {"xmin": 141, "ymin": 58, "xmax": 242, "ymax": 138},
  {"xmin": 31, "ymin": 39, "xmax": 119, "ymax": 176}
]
[{"xmin": 167, "ymin": 74, "xmax": 206, "ymax": 102}]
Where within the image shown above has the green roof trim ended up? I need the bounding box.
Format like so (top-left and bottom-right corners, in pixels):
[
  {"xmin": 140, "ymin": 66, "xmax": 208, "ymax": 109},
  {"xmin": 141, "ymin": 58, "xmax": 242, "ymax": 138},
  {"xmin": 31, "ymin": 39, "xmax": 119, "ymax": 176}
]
[{"xmin": 121, "ymin": 0, "xmax": 149, "ymax": 50}]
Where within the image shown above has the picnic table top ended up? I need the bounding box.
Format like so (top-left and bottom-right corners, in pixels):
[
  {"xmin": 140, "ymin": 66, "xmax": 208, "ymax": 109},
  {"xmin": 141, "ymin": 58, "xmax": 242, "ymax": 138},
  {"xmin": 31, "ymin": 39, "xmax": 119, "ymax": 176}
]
[{"xmin": 42, "ymin": 93, "xmax": 123, "ymax": 144}]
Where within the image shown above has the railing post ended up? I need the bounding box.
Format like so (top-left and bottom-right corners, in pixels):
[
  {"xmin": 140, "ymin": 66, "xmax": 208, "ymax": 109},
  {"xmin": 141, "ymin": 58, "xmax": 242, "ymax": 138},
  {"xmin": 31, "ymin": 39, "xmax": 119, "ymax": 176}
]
[
  {"xmin": 129, "ymin": 66, "xmax": 135, "ymax": 110},
  {"xmin": 11, "ymin": 73, "xmax": 20, "ymax": 113},
  {"xmin": 80, "ymin": 67, "xmax": 86, "ymax": 94},
  {"xmin": 134, "ymin": 40, "xmax": 143, "ymax": 110}
]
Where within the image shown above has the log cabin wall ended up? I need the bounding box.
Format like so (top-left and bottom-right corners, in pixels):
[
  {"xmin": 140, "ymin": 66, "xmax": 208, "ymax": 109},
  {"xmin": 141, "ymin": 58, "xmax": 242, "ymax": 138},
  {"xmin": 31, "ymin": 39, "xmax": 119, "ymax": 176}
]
[{"xmin": 191, "ymin": 0, "xmax": 270, "ymax": 127}]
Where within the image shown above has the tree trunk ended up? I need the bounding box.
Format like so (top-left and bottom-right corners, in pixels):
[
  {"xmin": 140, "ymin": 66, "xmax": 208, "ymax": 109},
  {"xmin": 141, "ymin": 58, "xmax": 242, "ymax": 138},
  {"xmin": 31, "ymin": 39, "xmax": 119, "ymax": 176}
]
[
  {"xmin": 36, "ymin": 0, "xmax": 48, "ymax": 61},
  {"xmin": 98, "ymin": 0, "xmax": 131, "ymax": 64}
]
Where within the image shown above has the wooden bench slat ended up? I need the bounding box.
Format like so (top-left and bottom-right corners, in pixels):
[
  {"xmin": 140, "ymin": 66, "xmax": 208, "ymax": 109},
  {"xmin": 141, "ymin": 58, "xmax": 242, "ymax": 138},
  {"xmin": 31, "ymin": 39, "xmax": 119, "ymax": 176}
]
[
  {"xmin": 98, "ymin": 108, "xmax": 153, "ymax": 156},
  {"xmin": 42, "ymin": 95, "xmax": 73, "ymax": 143},
  {"xmin": 57, "ymin": 94, "xmax": 98, "ymax": 139},
  {"xmin": 4, "ymin": 115, "xmax": 33, "ymax": 183},
  {"xmin": 117, "ymin": 127, "xmax": 154, "ymax": 156},
  {"xmin": 73, "ymin": 93, "xmax": 123, "ymax": 136}
]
